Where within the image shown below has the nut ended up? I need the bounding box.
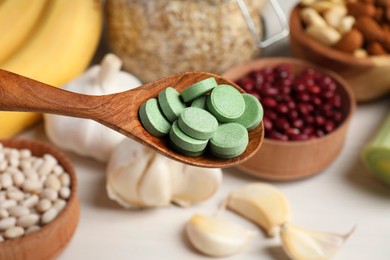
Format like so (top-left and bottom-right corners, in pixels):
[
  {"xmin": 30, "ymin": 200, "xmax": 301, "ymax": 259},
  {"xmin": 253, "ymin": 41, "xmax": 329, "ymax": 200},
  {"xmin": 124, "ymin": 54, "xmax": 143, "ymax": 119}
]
[
  {"xmin": 354, "ymin": 16, "xmax": 384, "ymax": 42},
  {"xmin": 334, "ymin": 28, "xmax": 363, "ymax": 53},
  {"xmin": 374, "ymin": 6, "xmax": 385, "ymax": 22},
  {"xmin": 377, "ymin": 0, "xmax": 390, "ymax": 7},
  {"xmin": 347, "ymin": 2, "xmax": 375, "ymax": 17},
  {"xmin": 367, "ymin": 42, "xmax": 388, "ymax": 55}
]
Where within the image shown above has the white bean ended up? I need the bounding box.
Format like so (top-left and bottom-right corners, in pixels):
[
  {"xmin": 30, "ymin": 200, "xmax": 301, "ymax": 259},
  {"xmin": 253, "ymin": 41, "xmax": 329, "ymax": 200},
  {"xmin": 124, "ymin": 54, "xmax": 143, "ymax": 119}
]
[
  {"xmin": 17, "ymin": 213, "xmax": 39, "ymax": 228},
  {"xmin": 4, "ymin": 226, "xmax": 24, "ymax": 239},
  {"xmin": 12, "ymin": 172, "xmax": 25, "ymax": 187},
  {"xmin": 36, "ymin": 199, "xmax": 52, "ymax": 213},
  {"xmin": 25, "ymin": 225, "xmax": 40, "ymax": 235},
  {"xmin": 53, "ymin": 165, "xmax": 64, "ymax": 176},
  {"xmin": 40, "ymin": 188, "xmax": 58, "ymax": 201},
  {"xmin": 60, "ymin": 173, "xmax": 71, "ymax": 187},
  {"xmin": 0, "ymin": 209, "xmax": 9, "ymax": 219},
  {"xmin": 41, "ymin": 208, "xmax": 58, "ymax": 224},
  {"xmin": 20, "ymin": 160, "xmax": 32, "ymax": 172},
  {"xmin": 0, "ymin": 217, "xmax": 16, "ymax": 230},
  {"xmin": 38, "ymin": 154, "xmax": 57, "ymax": 176},
  {"xmin": 59, "ymin": 187, "xmax": 71, "ymax": 199},
  {"xmin": 24, "ymin": 169, "xmax": 39, "ymax": 181},
  {"xmin": 0, "ymin": 160, "xmax": 7, "ymax": 171},
  {"xmin": 6, "ymin": 188, "xmax": 25, "ymax": 201},
  {"xmin": 53, "ymin": 199, "xmax": 66, "ymax": 212},
  {"xmin": 9, "ymin": 157, "xmax": 19, "ymax": 167},
  {"xmin": 19, "ymin": 149, "xmax": 31, "ymax": 159},
  {"xmin": 8, "ymin": 206, "xmax": 29, "ymax": 217},
  {"xmin": 22, "ymin": 179, "xmax": 42, "ymax": 193},
  {"xmin": 45, "ymin": 174, "xmax": 61, "ymax": 191},
  {"xmin": 1, "ymin": 173, "xmax": 13, "ymax": 188},
  {"xmin": 0, "ymin": 199, "xmax": 17, "ymax": 209},
  {"xmin": 32, "ymin": 158, "xmax": 44, "ymax": 171},
  {"xmin": 21, "ymin": 195, "xmax": 39, "ymax": 208},
  {"xmin": 0, "ymin": 191, "xmax": 6, "ymax": 201}
]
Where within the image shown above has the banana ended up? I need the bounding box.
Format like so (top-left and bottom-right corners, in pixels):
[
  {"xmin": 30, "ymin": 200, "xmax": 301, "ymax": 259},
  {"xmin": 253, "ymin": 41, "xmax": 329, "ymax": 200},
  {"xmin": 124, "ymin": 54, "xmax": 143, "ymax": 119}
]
[
  {"xmin": 0, "ymin": 0, "xmax": 102, "ymax": 138},
  {"xmin": 0, "ymin": 0, "xmax": 49, "ymax": 64},
  {"xmin": 1, "ymin": 0, "xmax": 102, "ymax": 86}
]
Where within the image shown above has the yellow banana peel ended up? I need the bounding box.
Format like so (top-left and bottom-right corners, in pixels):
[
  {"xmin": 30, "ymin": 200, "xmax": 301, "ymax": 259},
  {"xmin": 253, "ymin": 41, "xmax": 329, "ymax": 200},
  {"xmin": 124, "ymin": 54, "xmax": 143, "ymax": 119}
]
[{"xmin": 0, "ymin": 0, "xmax": 103, "ymax": 138}]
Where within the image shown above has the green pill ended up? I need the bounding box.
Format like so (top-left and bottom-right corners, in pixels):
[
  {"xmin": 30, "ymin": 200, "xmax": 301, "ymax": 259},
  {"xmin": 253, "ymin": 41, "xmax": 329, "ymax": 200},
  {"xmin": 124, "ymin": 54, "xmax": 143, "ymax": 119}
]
[
  {"xmin": 178, "ymin": 107, "xmax": 218, "ymax": 140},
  {"xmin": 191, "ymin": 95, "xmax": 208, "ymax": 109},
  {"xmin": 209, "ymin": 123, "xmax": 249, "ymax": 158},
  {"xmin": 235, "ymin": 94, "xmax": 264, "ymax": 130},
  {"xmin": 181, "ymin": 77, "xmax": 217, "ymax": 103},
  {"xmin": 169, "ymin": 140, "xmax": 205, "ymax": 157},
  {"xmin": 207, "ymin": 84, "xmax": 245, "ymax": 123},
  {"xmin": 169, "ymin": 121, "xmax": 208, "ymax": 153},
  {"xmin": 158, "ymin": 87, "xmax": 186, "ymax": 122},
  {"xmin": 139, "ymin": 98, "xmax": 171, "ymax": 137}
]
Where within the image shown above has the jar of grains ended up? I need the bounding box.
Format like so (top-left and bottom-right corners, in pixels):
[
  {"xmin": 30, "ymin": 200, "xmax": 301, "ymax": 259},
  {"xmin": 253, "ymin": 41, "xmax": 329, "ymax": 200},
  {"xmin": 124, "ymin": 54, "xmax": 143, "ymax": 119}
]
[{"xmin": 106, "ymin": 0, "xmax": 269, "ymax": 82}]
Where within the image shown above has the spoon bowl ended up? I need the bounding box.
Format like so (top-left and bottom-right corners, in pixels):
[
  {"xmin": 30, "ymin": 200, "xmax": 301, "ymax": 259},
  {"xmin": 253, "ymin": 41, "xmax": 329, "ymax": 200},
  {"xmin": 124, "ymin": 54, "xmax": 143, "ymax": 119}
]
[{"xmin": 0, "ymin": 69, "xmax": 264, "ymax": 168}]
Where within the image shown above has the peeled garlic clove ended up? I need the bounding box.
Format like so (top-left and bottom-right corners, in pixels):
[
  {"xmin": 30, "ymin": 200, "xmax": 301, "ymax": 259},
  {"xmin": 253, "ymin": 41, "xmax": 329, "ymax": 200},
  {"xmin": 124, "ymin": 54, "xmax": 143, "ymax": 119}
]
[
  {"xmin": 226, "ymin": 182, "xmax": 290, "ymax": 237},
  {"xmin": 138, "ymin": 155, "xmax": 171, "ymax": 207},
  {"xmin": 186, "ymin": 214, "xmax": 256, "ymax": 257},
  {"xmin": 171, "ymin": 164, "xmax": 222, "ymax": 207},
  {"xmin": 106, "ymin": 139, "xmax": 154, "ymax": 208},
  {"xmin": 281, "ymin": 223, "xmax": 355, "ymax": 260}
]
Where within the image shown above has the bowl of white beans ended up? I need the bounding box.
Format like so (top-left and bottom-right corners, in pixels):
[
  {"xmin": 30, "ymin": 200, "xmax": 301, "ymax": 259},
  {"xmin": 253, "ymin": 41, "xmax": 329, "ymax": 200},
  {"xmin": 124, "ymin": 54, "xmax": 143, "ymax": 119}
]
[{"xmin": 0, "ymin": 139, "xmax": 79, "ymax": 260}]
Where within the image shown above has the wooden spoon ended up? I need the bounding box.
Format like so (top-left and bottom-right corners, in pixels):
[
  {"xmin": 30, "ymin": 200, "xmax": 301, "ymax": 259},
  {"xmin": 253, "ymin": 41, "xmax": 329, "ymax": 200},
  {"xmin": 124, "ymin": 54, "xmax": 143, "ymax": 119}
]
[{"xmin": 0, "ymin": 69, "xmax": 264, "ymax": 168}]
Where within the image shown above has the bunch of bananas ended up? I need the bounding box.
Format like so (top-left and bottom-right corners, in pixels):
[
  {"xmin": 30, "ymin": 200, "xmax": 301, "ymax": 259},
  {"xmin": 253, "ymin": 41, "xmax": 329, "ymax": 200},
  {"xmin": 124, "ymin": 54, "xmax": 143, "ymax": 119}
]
[{"xmin": 0, "ymin": 0, "xmax": 102, "ymax": 138}]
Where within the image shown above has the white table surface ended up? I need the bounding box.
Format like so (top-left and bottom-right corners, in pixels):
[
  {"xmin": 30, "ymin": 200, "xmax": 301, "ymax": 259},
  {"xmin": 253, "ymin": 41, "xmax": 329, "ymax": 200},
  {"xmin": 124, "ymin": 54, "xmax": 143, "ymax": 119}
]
[{"xmin": 19, "ymin": 1, "xmax": 390, "ymax": 259}]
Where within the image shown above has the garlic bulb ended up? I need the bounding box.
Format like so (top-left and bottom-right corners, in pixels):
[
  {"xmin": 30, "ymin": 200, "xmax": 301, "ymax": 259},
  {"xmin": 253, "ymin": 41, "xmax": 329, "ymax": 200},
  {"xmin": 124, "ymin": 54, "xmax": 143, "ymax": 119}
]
[
  {"xmin": 186, "ymin": 214, "xmax": 256, "ymax": 257},
  {"xmin": 106, "ymin": 138, "xmax": 222, "ymax": 208},
  {"xmin": 44, "ymin": 54, "xmax": 141, "ymax": 162},
  {"xmin": 281, "ymin": 223, "xmax": 355, "ymax": 260},
  {"xmin": 226, "ymin": 182, "xmax": 290, "ymax": 237}
]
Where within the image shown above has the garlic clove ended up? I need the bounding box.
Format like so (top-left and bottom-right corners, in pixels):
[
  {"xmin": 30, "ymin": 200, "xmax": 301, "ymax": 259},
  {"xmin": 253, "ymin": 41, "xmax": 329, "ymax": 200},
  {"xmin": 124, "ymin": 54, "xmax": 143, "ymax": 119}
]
[
  {"xmin": 171, "ymin": 164, "xmax": 222, "ymax": 207},
  {"xmin": 186, "ymin": 214, "xmax": 256, "ymax": 257},
  {"xmin": 226, "ymin": 182, "xmax": 290, "ymax": 237},
  {"xmin": 138, "ymin": 155, "xmax": 172, "ymax": 207},
  {"xmin": 280, "ymin": 222, "xmax": 355, "ymax": 260},
  {"xmin": 106, "ymin": 139, "xmax": 154, "ymax": 208}
]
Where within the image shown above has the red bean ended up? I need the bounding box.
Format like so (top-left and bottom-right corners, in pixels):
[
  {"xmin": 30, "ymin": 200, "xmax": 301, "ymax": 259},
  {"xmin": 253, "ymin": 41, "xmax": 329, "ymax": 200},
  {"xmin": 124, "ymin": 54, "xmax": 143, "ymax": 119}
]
[
  {"xmin": 234, "ymin": 64, "xmax": 344, "ymax": 141},
  {"xmin": 263, "ymin": 97, "xmax": 277, "ymax": 108},
  {"xmin": 268, "ymin": 131, "xmax": 289, "ymax": 141},
  {"xmin": 277, "ymin": 104, "xmax": 289, "ymax": 114}
]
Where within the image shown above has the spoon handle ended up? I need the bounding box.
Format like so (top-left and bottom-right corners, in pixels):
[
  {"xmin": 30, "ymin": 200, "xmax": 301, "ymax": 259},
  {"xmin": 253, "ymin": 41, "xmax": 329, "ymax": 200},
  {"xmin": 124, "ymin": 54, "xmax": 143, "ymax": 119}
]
[{"xmin": 0, "ymin": 69, "xmax": 103, "ymax": 119}]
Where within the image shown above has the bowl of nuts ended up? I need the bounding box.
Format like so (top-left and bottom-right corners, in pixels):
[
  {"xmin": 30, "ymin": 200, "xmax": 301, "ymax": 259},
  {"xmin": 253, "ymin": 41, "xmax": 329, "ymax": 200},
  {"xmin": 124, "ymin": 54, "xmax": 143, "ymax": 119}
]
[
  {"xmin": 289, "ymin": 0, "xmax": 390, "ymax": 102},
  {"xmin": 223, "ymin": 58, "xmax": 355, "ymax": 180},
  {"xmin": 0, "ymin": 139, "xmax": 79, "ymax": 260}
]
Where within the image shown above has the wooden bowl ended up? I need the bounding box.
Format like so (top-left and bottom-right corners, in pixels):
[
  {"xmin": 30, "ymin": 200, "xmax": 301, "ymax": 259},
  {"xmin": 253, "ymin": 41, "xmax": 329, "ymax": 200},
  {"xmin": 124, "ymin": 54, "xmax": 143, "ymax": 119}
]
[
  {"xmin": 0, "ymin": 139, "xmax": 80, "ymax": 260},
  {"xmin": 223, "ymin": 58, "xmax": 356, "ymax": 180},
  {"xmin": 289, "ymin": 5, "xmax": 390, "ymax": 102}
]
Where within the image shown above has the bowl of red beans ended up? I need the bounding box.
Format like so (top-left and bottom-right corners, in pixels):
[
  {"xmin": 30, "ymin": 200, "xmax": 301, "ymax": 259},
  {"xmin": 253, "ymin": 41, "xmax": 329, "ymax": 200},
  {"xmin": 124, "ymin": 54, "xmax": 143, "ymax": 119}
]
[{"xmin": 223, "ymin": 58, "xmax": 356, "ymax": 180}]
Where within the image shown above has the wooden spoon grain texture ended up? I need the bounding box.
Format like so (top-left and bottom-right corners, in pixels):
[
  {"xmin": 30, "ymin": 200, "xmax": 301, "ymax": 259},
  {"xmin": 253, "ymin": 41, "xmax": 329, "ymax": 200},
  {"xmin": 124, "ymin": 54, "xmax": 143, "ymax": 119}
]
[{"xmin": 0, "ymin": 69, "xmax": 264, "ymax": 168}]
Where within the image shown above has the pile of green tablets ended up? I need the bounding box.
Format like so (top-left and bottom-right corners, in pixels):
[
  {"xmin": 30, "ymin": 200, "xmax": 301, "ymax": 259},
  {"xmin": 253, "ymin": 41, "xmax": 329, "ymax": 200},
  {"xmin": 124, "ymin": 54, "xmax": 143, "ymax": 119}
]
[{"xmin": 139, "ymin": 77, "xmax": 263, "ymax": 158}]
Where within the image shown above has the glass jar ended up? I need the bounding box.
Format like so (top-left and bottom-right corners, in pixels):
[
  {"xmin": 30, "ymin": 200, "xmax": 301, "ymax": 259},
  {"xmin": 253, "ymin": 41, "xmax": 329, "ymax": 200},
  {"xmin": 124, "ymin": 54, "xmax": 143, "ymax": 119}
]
[{"xmin": 106, "ymin": 0, "xmax": 266, "ymax": 82}]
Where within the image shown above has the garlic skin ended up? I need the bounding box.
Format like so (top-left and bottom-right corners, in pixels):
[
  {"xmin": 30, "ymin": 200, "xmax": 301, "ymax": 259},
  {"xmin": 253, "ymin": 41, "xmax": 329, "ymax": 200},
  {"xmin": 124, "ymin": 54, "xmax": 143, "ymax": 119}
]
[
  {"xmin": 226, "ymin": 182, "xmax": 290, "ymax": 237},
  {"xmin": 281, "ymin": 223, "xmax": 355, "ymax": 260},
  {"xmin": 171, "ymin": 164, "xmax": 222, "ymax": 207},
  {"xmin": 44, "ymin": 54, "xmax": 141, "ymax": 162},
  {"xmin": 186, "ymin": 214, "xmax": 256, "ymax": 257},
  {"xmin": 106, "ymin": 138, "xmax": 222, "ymax": 208}
]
